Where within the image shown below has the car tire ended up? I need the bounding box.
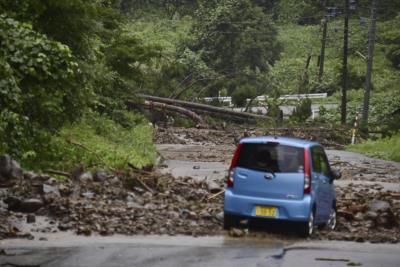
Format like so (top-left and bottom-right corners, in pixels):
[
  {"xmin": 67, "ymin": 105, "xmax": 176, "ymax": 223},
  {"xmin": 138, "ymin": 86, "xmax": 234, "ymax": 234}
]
[
  {"xmin": 223, "ymin": 213, "xmax": 240, "ymax": 230},
  {"xmin": 318, "ymin": 204, "xmax": 337, "ymax": 231},
  {"xmin": 300, "ymin": 211, "xmax": 315, "ymax": 237},
  {"xmin": 326, "ymin": 205, "xmax": 337, "ymax": 231}
]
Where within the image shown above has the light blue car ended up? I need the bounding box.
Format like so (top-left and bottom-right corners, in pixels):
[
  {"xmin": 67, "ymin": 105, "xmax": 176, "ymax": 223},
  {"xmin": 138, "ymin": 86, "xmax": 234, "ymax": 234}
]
[{"xmin": 223, "ymin": 136, "xmax": 341, "ymax": 236}]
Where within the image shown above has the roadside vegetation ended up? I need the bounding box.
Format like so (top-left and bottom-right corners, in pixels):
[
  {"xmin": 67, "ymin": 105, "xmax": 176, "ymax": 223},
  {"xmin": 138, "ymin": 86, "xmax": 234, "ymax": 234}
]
[{"xmin": 348, "ymin": 133, "xmax": 400, "ymax": 162}]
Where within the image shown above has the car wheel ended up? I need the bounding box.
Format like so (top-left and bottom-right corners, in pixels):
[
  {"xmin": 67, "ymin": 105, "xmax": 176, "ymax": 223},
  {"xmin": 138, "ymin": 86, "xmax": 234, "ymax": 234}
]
[
  {"xmin": 223, "ymin": 213, "xmax": 239, "ymax": 230},
  {"xmin": 300, "ymin": 212, "xmax": 315, "ymax": 237},
  {"xmin": 326, "ymin": 207, "xmax": 337, "ymax": 231}
]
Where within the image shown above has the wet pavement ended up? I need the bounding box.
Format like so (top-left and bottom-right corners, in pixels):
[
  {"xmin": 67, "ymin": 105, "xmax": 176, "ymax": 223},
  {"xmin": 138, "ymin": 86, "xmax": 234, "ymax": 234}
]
[{"xmin": 1, "ymin": 235, "xmax": 400, "ymax": 267}]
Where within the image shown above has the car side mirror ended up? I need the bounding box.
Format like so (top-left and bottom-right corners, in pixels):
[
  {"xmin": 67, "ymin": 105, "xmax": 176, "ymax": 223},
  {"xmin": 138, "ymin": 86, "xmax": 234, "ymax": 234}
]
[{"xmin": 332, "ymin": 169, "xmax": 341, "ymax": 180}]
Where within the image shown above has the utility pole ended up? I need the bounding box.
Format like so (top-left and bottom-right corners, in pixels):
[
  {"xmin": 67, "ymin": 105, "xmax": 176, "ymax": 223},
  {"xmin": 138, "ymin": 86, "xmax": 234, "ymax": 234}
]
[
  {"xmin": 341, "ymin": 0, "xmax": 349, "ymax": 124},
  {"xmin": 318, "ymin": 16, "xmax": 328, "ymax": 83},
  {"xmin": 361, "ymin": 0, "xmax": 377, "ymax": 128}
]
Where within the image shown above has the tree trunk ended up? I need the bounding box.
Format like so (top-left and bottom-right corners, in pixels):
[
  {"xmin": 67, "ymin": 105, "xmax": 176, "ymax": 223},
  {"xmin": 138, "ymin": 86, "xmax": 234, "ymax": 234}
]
[{"xmin": 128, "ymin": 100, "xmax": 205, "ymax": 126}]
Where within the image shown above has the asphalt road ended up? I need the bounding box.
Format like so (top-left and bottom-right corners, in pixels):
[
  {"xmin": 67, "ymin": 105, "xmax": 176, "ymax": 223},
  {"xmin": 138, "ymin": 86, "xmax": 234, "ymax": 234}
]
[{"xmin": 1, "ymin": 235, "xmax": 400, "ymax": 267}]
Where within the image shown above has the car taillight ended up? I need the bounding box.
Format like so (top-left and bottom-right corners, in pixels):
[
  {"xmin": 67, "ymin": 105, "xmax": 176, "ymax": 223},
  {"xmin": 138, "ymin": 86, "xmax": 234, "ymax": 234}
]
[
  {"xmin": 227, "ymin": 168, "xmax": 235, "ymax": 188},
  {"xmin": 227, "ymin": 144, "xmax": 243, "ymax": 188},
  {"xmin": 304, "ymin": 148, "xmax": 311, "ymax": 194}
]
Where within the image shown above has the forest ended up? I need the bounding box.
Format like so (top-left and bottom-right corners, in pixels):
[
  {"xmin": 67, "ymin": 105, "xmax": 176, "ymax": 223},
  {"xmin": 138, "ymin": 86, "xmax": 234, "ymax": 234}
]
[{"xmin": 1, "ymin": 0, "xmax": 399, "ymax": 169}]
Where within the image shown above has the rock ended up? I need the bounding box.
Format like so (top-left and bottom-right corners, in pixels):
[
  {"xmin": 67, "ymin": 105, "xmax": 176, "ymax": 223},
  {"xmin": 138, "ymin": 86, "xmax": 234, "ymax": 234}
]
[
  {"xmin": 93, "ymin": 171, "xmax": 108, "ymax": 182},
  {"xmin": 0, "ymin": 188, "xmax": 8, "ymax": 199},
  {"xmin": 5, "ymin": 197, "xmax": 43, "ymax": 213},
  {"xmin": 0, "ymin": 154, "xmax": 23, "ymax": 185},
  {"xmin": 26, "ymin": 214, "xmax": 36, "ymax": 224},
  {"xmin": 127, "ymin": 201, "xmax": 143, "ymax": 209},
  {"xmin": 77, "ymin": 226, "xmax": 92, "ymax": 236},
  {"xmin": 58, "ymin": 223, "xmax": 71, "ymax": 231},
  {"xmin": 109, "ymin": 176, "xmax": 121, "ymax": 185},
  {"xmin": 81, "ymin": 191, "xmax": 95, "ymax": 199},
  {"xmin": 365, "ymin": 211, "xmax": 378, "ymax": 220},
  {"xmin": 168, "ymin": 211, "xmax": 180, "ymax": 220},
  {"xmin": 79, "ymin": 172, "xmax": 93, "ymax": 183},
  {"xmin": 229, "ymin": 228, "xmax": 246, "ymax": 237},
  {"xmin": 58, "ymin": 184, "xmax": 72, "ymax": 196},
  {"xmin": 206, "ymin": 180, "xmax": 221, "ymax": 193},
  {"xmin": 42, "ymin": 184, "xmax": 61, "ymax": 197},
  {"xmin": 71, "ymin": 165, "xmax": 84, "ymax": 180},
  {"xmin": 368, "ymin": 200, "xmax": 390, "ymax": 213},
  {"xmin": 39, "ymin": 237, "xmax": 48, "ymax": 241},
  {"xmin": 215, "ymin": 212, "xmax": 224, "ymax": 221},
  {"xmin": 23, "ymin": 171, "xmax": 38, "ymax": 180},
  {"xmin": 19, "ymin": 199, "xmax": 44, "ymax": 213},
  {"xmin": 354, "ymin": 212, "xmax": 364, "ymax": 221}
]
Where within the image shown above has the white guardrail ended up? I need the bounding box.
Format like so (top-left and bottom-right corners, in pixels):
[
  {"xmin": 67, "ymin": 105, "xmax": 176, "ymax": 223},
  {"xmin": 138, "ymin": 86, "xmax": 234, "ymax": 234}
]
[{"xmin": 202, "ymin": 93, "xmax": 328, "ymax": 106}]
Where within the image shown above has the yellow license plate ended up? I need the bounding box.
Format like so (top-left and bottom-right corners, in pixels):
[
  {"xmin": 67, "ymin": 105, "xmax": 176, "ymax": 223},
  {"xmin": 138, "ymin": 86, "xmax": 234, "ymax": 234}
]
[{"xmin": 255, "ymin": 206, "xmax": 277, "ymax": 217}]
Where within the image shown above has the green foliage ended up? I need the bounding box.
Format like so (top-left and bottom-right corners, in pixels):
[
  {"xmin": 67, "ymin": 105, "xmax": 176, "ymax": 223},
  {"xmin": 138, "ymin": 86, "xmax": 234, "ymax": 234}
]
[
  {"xmin": 231, "ymin": 84, "xmax": 257, "ymax": 107},
  {"xmin": 0, "ymin": 0, "xmax": 102, "ymax": 59},
  {"xmin": 381, "ymin": 15, "xmax": 400, "ymax": 69},
  {"xmin": 190, "ymin": 0, "xmax": 281, "ymax": 100},
  {"xmin": 0, "ymin": 15, "xmax": 88, "ymax": 158},
  {"xmin": 276, "ymin": 0, "xmax": 323, "ymax": 24},
  {"xmin": 105, "ymin": 31, "xmax": 163, "ymax": 83},
  {"xmin": 348, "ymin": 133, "xmax": 400, "ymax": 162},
  {"xmin": 318, "ymin": 90, "xmax": 400, "ymax": 132},
  {"xmin": 290, "ymin": 98, "xmax": 312, "ymax": 122},
  {"xmin": 28, "ymin": 112, "xmax": 156, "ymax": 171}
]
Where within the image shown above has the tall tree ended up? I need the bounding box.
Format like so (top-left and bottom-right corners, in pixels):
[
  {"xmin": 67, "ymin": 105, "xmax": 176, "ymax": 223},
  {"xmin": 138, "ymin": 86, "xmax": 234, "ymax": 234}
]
[{"xmin": 190, "ymin": 0, "xmax": 281, "ymax": 104}]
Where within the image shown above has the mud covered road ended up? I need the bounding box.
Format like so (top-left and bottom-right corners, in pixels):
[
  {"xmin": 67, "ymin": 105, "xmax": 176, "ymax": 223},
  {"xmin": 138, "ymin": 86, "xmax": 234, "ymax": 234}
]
[
  {"xmin": 157, "ymin": 127, "xmax": 400, "ymax": 243},
  {"xmin": 1, "ymin": 126, "xmax": 400, "ymax": 267}
]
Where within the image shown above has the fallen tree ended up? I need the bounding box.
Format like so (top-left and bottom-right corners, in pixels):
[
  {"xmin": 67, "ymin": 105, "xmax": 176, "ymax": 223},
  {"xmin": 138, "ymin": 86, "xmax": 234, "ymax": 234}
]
[
  {"xmin": 127, "ymin": 100, "xmax": 206, "ymax": 126},
  {"xmin": 136, "ymin": 94, "xmax": 271, "ymax": 122}
]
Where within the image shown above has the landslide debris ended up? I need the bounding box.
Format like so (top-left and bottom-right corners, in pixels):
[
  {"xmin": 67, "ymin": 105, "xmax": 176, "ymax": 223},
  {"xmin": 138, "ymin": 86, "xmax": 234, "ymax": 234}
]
[
  {"xmin": 0, "ymin": 155, "xmax": 224, "ymax": 239},
  {"xmin": 1, "ymin": 152, "xmax": 400, "ymax": 243},
  {"xmin": 317, "ymin": 183, "xmax": 400, "ymax": 243},
  {"xmin": 155, "ymin": 126, "xmax": 348, "ymax": 148}
]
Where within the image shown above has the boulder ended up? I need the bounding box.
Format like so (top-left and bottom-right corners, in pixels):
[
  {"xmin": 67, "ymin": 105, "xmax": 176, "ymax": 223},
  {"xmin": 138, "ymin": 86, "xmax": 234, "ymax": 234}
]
[
  {"xmin": 26, "ymin": 214, "xmax": 36, "ymax": 224},
  {"xmin": 0, "ymin": 154, "xmax": 23, "ymax": 185},
  {"xmin": 4, "ymin": 197, "xmax": 44, "ymax": 213},
  {"xmin": 93, "ymin": 171, "xmax": 108, "ymax": 182},
  {"xmin": 79, "ymin": 172, "xmax": 93, "ymax": 183},
  {"xmin": 368, "ymin": 200, "xmax": 391, "ymax": 213},
  {"xmin": 42, "ymin": 184, "xmax": 61, "ymax": 197},
  {"xmin": 206, "ymin": 180, "xmax": 221, "ymax": 194}
]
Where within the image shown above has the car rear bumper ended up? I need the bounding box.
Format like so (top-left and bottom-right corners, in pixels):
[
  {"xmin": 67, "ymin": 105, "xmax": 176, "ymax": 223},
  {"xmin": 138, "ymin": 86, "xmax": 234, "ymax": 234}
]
[{"xmin": 224, "ymin": 189, "xmax": 312, "ymax": 222}]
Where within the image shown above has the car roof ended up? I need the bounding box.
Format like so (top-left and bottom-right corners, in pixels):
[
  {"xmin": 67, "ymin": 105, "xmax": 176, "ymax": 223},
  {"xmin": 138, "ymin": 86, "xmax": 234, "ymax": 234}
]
[{"xmin": 239, "ymin": 136, "xmax": 320, "ymax": 148}]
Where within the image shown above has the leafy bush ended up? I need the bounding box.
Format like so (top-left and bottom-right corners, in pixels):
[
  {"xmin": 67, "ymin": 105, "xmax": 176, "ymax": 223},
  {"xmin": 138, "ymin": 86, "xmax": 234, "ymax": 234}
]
[
  {"xmin": 290, "ymin": 98, "xmax": 312, "ymax": 122},
  {"xmin": 0, "ymin": 15, "xmax": 88, "ymax": 159}
]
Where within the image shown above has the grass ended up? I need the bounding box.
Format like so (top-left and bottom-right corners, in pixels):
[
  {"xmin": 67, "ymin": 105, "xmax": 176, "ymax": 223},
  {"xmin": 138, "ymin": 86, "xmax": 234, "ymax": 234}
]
[
  {"xmin": 347, "ymin": 133, "xmax": 400, "ymax": 162},
  {"xmin": 36, "ymin": 112, "xmax": 156, "ymax": 171}
]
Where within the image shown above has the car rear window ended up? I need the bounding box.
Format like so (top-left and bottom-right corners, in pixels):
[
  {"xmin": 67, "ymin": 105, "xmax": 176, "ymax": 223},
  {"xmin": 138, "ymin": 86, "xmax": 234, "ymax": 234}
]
[{"xmin": 237, "ymin": 143, "xmax": 304, "ymax": 173}]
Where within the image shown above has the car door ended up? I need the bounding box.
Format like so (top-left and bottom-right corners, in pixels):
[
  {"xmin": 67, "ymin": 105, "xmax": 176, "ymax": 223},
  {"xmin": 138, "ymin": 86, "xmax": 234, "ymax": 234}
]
[
  {"xmin": 311, "ymin": 146, "xmax": 331, "ymax": 222},
  {"xmin": 318, "ymin": 148, "xmax": 335, "ymax": 221}
]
